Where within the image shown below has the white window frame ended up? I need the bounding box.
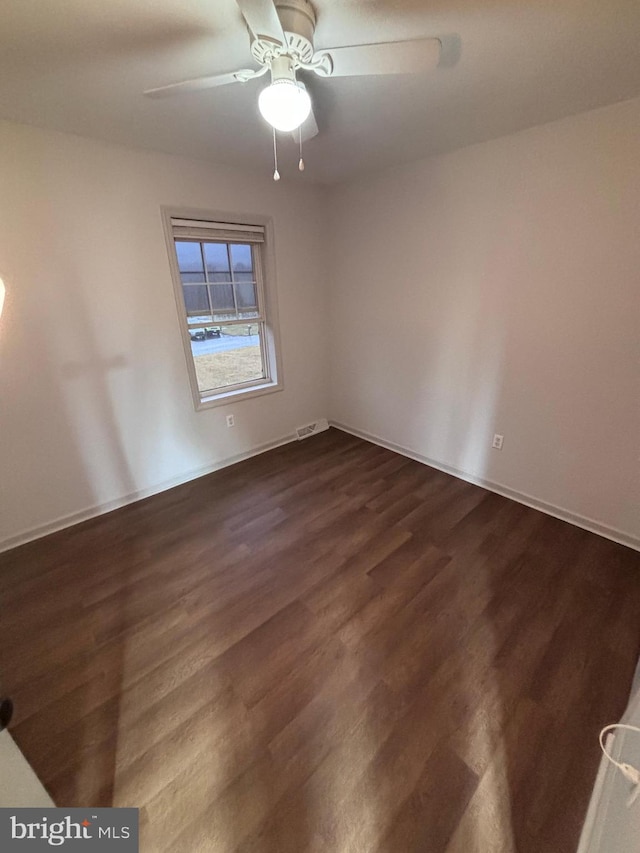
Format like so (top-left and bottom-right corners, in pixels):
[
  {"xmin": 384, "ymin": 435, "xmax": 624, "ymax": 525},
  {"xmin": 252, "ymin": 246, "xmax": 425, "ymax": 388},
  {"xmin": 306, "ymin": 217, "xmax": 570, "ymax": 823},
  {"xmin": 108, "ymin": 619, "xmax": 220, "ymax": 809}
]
[{"xmin": 162, "ymin": 206, "xmax": 283, "ymax": 411}]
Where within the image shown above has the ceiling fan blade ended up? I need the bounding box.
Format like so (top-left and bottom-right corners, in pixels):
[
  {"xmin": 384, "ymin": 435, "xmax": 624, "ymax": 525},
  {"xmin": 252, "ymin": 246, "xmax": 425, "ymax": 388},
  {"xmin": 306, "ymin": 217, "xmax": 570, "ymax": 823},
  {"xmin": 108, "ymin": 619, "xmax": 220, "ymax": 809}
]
[
  {"xmin": 322, "ymin": 37, "xmax": 441, "ymax": 77},
  {"xmin": 144, "ymin": 68, "xmax": 262, "ymax": 98},
  {"xmin": 236, "ymin": 0, "xmax": 286, "ymax": 46},
  {"xmin": 291, "ymin": 106, "xmax": 319, "ymax": 143}
]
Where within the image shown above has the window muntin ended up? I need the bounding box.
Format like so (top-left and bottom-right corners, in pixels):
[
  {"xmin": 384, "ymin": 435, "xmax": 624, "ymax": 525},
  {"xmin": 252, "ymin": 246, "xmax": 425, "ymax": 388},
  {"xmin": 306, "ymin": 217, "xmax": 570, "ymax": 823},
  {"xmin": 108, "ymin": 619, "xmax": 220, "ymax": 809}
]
[
  {"xmin": 176, "ymin": 240, "xmax": 260, "ymax": 326},
  {"xmin": 167, "ymin": 215, "xmax": 280, "ymax": 406}
]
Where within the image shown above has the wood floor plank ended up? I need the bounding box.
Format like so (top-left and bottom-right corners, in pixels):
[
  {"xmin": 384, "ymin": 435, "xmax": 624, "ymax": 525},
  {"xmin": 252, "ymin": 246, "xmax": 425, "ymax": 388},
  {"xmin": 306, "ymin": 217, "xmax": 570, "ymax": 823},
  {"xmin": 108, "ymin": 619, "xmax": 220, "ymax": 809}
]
[
  {"xmin": 1, "ymin": 428, "xmax": 638, "ymax": 853},
  {"xmin": 378, "ymin": 744, "xmax": 479, "ymax": 853}
]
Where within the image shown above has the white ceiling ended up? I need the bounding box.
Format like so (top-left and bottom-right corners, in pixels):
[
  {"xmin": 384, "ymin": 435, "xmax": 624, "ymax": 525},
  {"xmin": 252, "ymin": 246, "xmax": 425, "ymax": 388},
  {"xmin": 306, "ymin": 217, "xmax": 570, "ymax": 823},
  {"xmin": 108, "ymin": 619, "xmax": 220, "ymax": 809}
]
[{"xmin": 0, "ymin": 0, "xmax": 639, "ymax": 184}]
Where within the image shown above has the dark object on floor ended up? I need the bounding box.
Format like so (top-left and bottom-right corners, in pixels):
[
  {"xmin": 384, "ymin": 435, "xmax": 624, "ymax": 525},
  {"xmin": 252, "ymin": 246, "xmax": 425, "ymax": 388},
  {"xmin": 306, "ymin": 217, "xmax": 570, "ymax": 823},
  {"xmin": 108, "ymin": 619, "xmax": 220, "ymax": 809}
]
[{"xmin": 0, "ymin": 698, "xmax": 13, "ymax": 731}]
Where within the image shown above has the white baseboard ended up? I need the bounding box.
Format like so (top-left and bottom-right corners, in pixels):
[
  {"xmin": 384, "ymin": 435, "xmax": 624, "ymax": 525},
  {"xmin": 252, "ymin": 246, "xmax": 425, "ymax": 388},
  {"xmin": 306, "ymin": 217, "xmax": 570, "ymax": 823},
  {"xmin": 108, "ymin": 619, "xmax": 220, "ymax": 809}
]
[
  {"xmin": 330, "ymin": 420, "xmax": 640, "ymax": 553},
  {"xmin": 0, "ymin": 432, "xmax": 297, "ymax": 554},
  {"xmin": 3, "ymin": 423, "xmax": 637, "ymax": 556}
]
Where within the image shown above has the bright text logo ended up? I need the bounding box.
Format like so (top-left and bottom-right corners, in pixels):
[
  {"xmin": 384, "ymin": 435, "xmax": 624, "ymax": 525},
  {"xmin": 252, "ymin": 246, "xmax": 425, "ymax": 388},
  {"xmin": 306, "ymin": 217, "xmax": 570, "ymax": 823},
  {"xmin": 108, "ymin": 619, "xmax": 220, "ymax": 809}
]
[{"xmin": 0, "ymin": 809, "xmax": 138, "ymax": 851}]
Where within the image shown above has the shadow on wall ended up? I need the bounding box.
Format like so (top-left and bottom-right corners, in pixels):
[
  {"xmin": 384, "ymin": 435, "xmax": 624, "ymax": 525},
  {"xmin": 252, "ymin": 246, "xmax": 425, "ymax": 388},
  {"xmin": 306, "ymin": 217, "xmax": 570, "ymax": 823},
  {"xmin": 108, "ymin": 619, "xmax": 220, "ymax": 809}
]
[
  {"xmin": 384, "ymin": 177, "xmax": 538, "ymax": 483},
  {"xmin": 0, "ymin": 257, "xmax": 137, "ymax": 819},
  {"xmin": 0, "ymin": 276, "xmax": 102, "ymax": 542},
  {"xmin": 366, "ymin": 270, "xmax": 507, "ymax": 484},
  {"xmin": 438, "ymin": 33, "xmax": 463, "ymax": 69},
  {"xmin": 423, "ymin": 275, "xmax": 506, "ymax": 478}
]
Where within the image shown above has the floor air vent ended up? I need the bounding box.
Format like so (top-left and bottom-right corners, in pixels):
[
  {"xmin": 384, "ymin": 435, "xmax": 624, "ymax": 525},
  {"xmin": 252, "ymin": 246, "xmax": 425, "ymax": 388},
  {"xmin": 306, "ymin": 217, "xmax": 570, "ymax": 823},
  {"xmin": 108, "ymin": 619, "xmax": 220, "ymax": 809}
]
[{"xmin": 295, "ymin": 418, "xmax": 329, "ymax": 440}]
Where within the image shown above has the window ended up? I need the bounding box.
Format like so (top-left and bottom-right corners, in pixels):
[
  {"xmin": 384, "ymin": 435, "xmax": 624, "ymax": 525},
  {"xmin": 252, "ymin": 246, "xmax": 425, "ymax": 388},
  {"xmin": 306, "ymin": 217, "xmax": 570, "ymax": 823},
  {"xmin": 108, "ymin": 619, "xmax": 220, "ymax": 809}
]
[{"xmin": 163, "ymin": 211, "xmax": 282, "ymax": 409}]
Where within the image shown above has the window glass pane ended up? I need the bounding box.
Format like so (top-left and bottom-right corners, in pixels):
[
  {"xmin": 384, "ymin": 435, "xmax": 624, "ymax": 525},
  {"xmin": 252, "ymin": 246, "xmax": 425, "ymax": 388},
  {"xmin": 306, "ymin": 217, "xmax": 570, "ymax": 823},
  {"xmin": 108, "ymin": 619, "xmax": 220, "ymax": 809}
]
[
  {"xmin": 235, "ymin": 281, "xmax": 258, "ymax": 310},
  {"xmin": 182, "ymin": 284, "xmax": 211, "ymax": 317},
  {"xmin": 210, "ymin": 283, "xmax": 235, "ymax": 313},
  {"xmin": 191, "ymin": 325, "xmax": 265, "ymax": 393},
  {"xmin": 175, "ymin": 241, "xmax": 205, "ymax": 282},
  {"xmin": 230, "ymin": 244, "xmax": 253, "ymax": 274},
  {"xmin": 204, "ymin": 243, "xmax": 231, "ymax": 276}
]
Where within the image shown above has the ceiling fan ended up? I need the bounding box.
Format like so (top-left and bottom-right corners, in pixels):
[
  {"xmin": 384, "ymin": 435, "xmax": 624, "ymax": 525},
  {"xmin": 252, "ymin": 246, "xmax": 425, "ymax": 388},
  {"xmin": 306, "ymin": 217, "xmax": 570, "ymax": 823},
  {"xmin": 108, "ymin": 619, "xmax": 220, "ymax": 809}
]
[{"xmin": 144, "ymin": 0, "xmax": 441, "ymax": 175}]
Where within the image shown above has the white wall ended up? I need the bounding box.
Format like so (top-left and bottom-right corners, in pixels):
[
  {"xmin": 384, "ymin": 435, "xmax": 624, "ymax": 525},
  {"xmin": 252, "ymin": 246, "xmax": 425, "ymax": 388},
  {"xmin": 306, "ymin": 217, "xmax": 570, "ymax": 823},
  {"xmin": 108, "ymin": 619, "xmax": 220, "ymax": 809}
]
[
  {"xmin": 328, "ymin": 97, "xmax": 640, "ymax": 546},
  {"xmin": 0, "ymin": 121, "xmax": 329, "ymax": 549},
  {"xmin": 1, "ymin": 98, "xmax": 638, "ymax": 553}
]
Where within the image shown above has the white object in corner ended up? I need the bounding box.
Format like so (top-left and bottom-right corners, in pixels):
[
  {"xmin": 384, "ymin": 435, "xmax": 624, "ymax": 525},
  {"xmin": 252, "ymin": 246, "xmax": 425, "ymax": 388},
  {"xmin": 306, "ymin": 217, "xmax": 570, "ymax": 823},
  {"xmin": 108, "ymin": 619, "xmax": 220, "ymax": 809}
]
[
  {"xmin": 295, "ymin": 418, "xmax": 329, "ymax": 440},
  {"xmin": 0, "ymin": 731, "xmax": 54, "ymax": 807},
  {"xmin": 578, "ymin": 665, "xmax": 640, "ymax": 852}
]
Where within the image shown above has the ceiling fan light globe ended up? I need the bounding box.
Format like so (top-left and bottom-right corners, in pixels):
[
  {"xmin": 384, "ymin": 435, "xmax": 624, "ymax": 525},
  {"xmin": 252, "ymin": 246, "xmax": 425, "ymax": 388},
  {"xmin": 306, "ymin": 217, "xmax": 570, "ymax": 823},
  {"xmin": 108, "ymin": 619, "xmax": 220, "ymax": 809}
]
[{"xmin": 258, "ymin": 80, "xmax": 311, "ymax": 132}]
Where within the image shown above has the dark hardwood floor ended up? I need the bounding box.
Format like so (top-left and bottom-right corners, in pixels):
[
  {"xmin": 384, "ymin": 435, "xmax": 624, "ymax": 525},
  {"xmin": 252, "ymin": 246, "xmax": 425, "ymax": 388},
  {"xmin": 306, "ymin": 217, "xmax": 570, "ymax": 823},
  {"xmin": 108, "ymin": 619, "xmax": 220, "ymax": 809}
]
[{"xmin": 1, "ymin": 428, "xmax": 639, "ymax": 852}]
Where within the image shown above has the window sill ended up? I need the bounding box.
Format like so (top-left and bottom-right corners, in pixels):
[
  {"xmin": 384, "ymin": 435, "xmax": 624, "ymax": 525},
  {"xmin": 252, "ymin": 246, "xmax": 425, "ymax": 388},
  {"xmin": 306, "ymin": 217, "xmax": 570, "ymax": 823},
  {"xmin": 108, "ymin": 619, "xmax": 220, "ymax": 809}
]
[{"xmin": 195, "ymin": 379, "xmax": 283, "ymax": 411}]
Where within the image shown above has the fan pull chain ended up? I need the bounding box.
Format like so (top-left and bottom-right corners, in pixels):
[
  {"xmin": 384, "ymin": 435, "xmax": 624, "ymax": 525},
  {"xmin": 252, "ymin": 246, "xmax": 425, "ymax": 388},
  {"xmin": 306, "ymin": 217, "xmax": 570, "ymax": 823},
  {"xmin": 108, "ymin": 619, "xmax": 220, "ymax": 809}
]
[
  {"xmin": 272, "ymin": 128, "xmax": 280, "ymax": 181},
  {"xmin": 298, "ymin": 126, "xmax": 305, "ymax": 172}
]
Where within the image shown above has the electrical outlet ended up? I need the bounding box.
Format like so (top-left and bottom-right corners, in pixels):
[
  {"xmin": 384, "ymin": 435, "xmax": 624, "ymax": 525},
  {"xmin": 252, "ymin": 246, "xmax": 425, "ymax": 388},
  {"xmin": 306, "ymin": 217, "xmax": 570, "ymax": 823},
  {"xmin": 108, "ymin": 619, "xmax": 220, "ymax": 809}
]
[
  {"xmin": 226, "ymin": 414, "xmax": 235, "ymax": 428},
  {"xmin": 492, "ymin": 433, "xmax": 504, "ymax": 450}
]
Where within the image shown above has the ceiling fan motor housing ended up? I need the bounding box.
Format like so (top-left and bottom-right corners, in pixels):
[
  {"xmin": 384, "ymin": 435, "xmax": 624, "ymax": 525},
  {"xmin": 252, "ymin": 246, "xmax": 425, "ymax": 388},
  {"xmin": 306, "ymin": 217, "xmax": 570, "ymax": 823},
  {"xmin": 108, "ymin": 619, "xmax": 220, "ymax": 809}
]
[{"xmin": 251, "ymin": 0, "xmax": 317, "ymax": 65}]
